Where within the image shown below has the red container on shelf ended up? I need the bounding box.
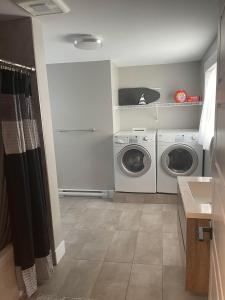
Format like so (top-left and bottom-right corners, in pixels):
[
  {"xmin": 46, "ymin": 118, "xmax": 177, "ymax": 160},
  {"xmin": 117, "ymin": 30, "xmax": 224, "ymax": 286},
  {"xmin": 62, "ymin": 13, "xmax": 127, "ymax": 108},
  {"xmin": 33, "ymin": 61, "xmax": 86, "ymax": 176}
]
[
  {"xmin": 187, "ymin": 96, "xmax": 201, "ymax": 103},
  {"xmin": 174, "ymin": 90, "xmax": 187, "ymax": 103}
]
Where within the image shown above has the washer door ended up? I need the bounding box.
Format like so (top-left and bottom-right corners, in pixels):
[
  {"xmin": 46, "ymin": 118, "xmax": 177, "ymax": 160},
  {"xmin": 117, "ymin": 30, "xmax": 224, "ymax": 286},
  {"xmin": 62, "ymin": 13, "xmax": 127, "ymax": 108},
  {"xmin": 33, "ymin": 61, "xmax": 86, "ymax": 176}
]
[
  {"xmin": 161, "ymin": 144, "xmax": 198, "ymax": 177},
  {"xmin": 117, "ymin": 145, "xmax": 151, "ymax": 177}
]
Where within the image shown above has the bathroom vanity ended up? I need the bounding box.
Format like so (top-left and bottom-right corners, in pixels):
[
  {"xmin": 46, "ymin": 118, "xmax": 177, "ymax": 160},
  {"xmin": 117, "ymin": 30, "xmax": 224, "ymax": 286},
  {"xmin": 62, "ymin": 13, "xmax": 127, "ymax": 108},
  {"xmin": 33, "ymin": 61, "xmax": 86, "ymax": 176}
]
[{"xmin": 177, "ymin": 176, "xmax": 212, "ymax": 295}]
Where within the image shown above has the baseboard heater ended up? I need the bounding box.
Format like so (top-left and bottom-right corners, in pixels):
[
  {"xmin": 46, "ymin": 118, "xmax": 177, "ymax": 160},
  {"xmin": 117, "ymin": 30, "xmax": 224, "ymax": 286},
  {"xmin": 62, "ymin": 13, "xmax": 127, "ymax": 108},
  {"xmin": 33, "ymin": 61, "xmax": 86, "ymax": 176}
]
[{"xmin": 59, "ymin": 189, "xmax": 114, "ymax": 199}]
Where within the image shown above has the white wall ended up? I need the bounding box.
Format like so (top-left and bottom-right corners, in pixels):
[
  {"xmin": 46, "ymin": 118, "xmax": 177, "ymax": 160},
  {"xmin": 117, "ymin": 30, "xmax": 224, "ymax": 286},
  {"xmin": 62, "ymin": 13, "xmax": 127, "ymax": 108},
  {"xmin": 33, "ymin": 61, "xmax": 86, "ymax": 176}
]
[
  {"xmin": 118, "ymin": 62, "xmax": 202, "ymax": 130},
  {"xmin": 47, "ymin": 60, "xmax": 114, "ymax": 190}
]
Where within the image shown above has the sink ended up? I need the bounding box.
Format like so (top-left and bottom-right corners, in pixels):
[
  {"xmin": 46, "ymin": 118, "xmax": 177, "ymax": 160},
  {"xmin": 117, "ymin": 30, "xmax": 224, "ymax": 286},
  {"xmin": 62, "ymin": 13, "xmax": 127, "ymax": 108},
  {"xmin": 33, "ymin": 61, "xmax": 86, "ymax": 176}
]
[
  {"xmin": 188, "ymin": 181, "xmax": 212, "ymax": 204},
  {"xmin": 177, "ymin": 176, "xmax": 212, "ymax": 219}
]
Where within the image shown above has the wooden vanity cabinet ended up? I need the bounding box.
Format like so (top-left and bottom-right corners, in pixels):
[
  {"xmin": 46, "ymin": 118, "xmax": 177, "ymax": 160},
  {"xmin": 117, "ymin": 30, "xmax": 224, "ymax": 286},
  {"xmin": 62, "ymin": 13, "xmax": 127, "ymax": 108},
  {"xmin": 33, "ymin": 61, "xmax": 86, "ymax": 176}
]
[{"xmin": 177, "ymin": 188, "xmax": 210, "ymax": 295}]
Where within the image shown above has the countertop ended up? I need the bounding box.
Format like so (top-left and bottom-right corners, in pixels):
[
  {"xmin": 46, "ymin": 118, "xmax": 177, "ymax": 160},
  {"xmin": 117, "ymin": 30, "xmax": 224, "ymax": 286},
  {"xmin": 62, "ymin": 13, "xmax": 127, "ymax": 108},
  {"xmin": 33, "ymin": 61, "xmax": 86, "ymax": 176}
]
[{"xmin": 177, "ymin": 176, "xmax": 212, "ymax": 219}]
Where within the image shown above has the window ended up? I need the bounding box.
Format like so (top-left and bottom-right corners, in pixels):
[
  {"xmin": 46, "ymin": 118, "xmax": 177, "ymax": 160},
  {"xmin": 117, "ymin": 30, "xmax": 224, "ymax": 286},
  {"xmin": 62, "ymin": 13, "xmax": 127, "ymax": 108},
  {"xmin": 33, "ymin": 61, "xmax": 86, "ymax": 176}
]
[{"xmin": 198, "ymin": 63, "xmax": 217, "ymax": 150}]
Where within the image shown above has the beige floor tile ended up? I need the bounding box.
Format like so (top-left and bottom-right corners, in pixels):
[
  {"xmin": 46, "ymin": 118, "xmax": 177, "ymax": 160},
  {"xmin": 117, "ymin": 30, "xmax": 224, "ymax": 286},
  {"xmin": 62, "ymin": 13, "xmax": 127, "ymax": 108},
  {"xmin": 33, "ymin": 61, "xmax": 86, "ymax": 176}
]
[
  {"xmin": 61, "ymin": 206, "xmax": 87, "ymax": 224},
  {"xmin": 116, "ymin": 210, "xmax": 141, "ymax": 231},
  {"xmin": 65, "ymin": 229, "xmax": 115, "ymax": 260},
  {"xmin": 163, "ymin": 204, "xmax": 178, "ymax": 212},
  {"xmin": 113, "ymin": 192, "xmax": 146, "ymax": 203},
  {"xmin": 60, "ymin": 197, "xmax": 89, "ymax": 211},
  {"xmin": 62, "ymin": 223, "xmax": 76, "ymax": 241},
  {"xmin": 72, "ymin": 208, "xmax": 101, "ymax": 229},
  {"xmin": 142, "ymin": 203, "xmax": 163, "ymax": 214},
  {"xmin": 59, "ymin": 198, "xmax": 74, "ymax": 215},
  {"xmin": 38, "ymin": 258, "xmax": 101, "ymax": 298},
  {"xmin": 40, "ymin": 196, "xmax": 207, "ymax": 300},
  {"xmin": 155, "ymin": 194, "xmax": 170, "ymax": 204},
  {"xmin": 129, "ymin": 263, "xmax": 162, "ymax": 287},
  {"xmin": 67, "ymin": 197, "xmax": 91, "ymax": 207},
  {"xmin": 126, "ymin": 263, "xmax": 162, "ymax": 300},
  {"xmin": 114, "ymin": 202, "xmax": 143, "ymax": 211},
  {"xmin": 143, "ymin": 193, "xmax": 158, "ymax": 203},
  {"xmin": 91, "ymin": 262, "xmax": 131, "ymax": 300},
  {"xmin": 105, "ymin": 231, "xmax": 138, "ymax": 263},
  {"xmin": 57, "ymin": 259, "xmax": 102, "ymax": 298},
  {"xmin": 96, "ymin": 209, "xmax": 122, "ymax": 231},
  {"xmin": 92, "ymin": 282, "xmax": 128, "ymax": 300},
  {"xmin": 163, "ymin": 232, "xmax": 182, "ymax": 266},
  {"xmin": 162, "ymin": 210, "xmax": 178, "ymax": 233},
  {"xmin": 134, "ymin": 232, "xmax": 162, "ymax": 265},
  {"xmin": 156, "ymin": 194, "xmax": 178, "ymax": 204},
  {"xmin": 74, "ymin": 208, "xmax": 120, "ymax": 231},
  {"xmin": 125, "ymin": 193, "xmax": 145, "ymax": 203},
  {"xmin": 38, "ymin": 257, "xmax": 72, "ymax": 296},
  {"xmin": 113, "ymin": 192, "xmax": 127, "ymax": 203},
  {"xmin": 163, "ymin": 266, "xmax": 207, "ymax": 300},
  {"xmin": 139, "ymin": 213, "xmax": 162, "ymax": 234},
  {"xmin": 126, "ymin": 286, "xmax": 162, "ymax": 300},
  {"xmin": 85, "ymin": 198, "xmax": 115, "ymax": 210},
  {"xmin": 167, "ymin": 194, "xmax": 178, "ymax": 204},
  {"xmin": 59, "ymin": 204, "xmax": 70, "ymax": 216}
]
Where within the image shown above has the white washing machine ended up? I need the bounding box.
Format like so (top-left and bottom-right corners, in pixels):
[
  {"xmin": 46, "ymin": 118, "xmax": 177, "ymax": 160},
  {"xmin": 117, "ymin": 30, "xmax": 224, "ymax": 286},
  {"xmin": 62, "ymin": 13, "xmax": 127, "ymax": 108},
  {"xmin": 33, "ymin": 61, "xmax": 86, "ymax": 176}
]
[
  {"xmin": 114, "ymin": 130, "xmax": 156, "ymax": 193},
  {"xmin": 157, "ymin": 129, "xmax": 203, "ymax": 194}
]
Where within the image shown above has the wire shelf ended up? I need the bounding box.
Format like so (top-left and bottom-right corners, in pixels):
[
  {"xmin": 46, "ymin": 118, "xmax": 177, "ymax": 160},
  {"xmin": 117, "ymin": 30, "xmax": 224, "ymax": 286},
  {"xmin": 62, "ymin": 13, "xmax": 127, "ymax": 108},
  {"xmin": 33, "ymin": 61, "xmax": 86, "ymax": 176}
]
[{"xmin": 113, "ymin": 102, "xmax": 203, "ymax": 111}]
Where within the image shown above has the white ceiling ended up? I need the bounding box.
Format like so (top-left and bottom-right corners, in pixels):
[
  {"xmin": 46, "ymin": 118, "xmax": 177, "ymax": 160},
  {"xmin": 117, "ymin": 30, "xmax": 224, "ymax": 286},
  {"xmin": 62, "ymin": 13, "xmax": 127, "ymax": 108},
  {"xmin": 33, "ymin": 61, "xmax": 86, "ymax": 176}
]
[{"xmin": 0, "ymin": 0, "xmax": 219, "ymax": 66}]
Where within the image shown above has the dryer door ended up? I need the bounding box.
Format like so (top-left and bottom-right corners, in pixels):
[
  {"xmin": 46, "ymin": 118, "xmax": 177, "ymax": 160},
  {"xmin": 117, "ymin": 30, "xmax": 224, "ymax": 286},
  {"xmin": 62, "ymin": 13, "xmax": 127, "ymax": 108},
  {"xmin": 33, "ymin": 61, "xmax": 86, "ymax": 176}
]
[
  {"xmin": 161, "ymin": 144, "xmax": 198, "ymax": 177},
  {"xmin": 117, "ymin": 145, "xmax": 151, "ymax": 177}
]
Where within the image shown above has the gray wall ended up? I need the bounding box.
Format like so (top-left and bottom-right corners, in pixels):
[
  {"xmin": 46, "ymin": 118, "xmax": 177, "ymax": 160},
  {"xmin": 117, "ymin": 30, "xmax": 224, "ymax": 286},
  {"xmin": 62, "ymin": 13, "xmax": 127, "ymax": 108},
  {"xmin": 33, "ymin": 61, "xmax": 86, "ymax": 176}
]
[
  {"xmin": 111, "ymin": 62, "xmax": 120, "ymax": 133},
  {"xmin": 48, "ymin": 60, "xmax": 204, "ymax": 191},
  {"xmin": 47, "ymin": 60, "xmax": 114, "ymax": 190},
  {"xmin": 118, "ymin": 62, "xmax": 202, "ymax": 130},
  {"xmin": 119, "ymin": 62, "xmax": 201, "ymax": 102}
]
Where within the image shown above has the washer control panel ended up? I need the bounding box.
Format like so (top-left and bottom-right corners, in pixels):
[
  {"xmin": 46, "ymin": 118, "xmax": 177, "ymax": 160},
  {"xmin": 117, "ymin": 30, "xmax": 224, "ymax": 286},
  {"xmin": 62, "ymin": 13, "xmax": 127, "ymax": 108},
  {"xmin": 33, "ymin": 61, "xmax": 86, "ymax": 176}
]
[{"xmin": 114, "ymin": 135, "xmax": 152, "ymax": 144}]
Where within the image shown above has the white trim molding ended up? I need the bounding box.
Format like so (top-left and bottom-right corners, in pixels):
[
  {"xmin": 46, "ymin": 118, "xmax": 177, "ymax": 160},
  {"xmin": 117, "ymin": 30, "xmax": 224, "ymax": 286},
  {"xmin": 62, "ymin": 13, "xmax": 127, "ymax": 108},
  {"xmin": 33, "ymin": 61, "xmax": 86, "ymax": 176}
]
[{"xmin": 55, "ymin": 240, "xmax": 65, "ymax": 264}]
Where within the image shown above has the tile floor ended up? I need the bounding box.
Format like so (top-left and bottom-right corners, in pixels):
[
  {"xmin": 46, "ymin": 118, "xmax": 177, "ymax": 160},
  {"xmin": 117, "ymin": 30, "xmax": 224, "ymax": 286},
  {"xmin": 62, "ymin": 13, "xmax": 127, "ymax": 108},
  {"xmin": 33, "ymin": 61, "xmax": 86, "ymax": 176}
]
[{"xmin": 38, "ymin": 194, "xmax": 207, "ymax": 300}]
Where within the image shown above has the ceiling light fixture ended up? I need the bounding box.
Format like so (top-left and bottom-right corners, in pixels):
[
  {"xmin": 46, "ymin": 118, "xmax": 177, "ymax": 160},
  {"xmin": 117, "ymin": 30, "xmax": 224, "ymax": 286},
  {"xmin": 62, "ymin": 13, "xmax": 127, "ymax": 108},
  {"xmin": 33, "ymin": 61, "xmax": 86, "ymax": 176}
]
[
  {"xmin": 14, "ymin": 0, "xmax": 70, "ymax": 16},
  {"xmin": 74, "ymin": 36, "xmax": 103, "ymax": 50}
]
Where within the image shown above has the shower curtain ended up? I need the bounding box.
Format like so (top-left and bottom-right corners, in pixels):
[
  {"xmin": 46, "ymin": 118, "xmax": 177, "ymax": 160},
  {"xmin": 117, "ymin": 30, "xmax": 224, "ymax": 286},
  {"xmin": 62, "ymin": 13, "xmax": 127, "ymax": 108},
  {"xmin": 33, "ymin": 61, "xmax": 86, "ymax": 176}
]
[
  {"xmin": 0, "ymin": 69, "xmax": 53, "ymax": 297},
  {"xmin": 0, "ymin": 159, "xmax": 11, "ymax": 251}
]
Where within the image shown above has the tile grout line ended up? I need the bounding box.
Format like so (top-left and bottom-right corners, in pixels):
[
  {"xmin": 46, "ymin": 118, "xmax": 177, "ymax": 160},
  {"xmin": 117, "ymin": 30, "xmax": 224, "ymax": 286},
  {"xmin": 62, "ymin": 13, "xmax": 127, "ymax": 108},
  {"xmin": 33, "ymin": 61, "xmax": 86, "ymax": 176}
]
[
  {"xmin": 124, "ymin": 222, "xmax": 140, "ymax": 300},
  {"xmin": 60, "ymin": 198, "xmax": 177, "ymax": 300},
  {"xmin": 88, "ymin": 227, "xmax": 117, "ymax": 299},
  {"xmin": 86, "ymin": 258, "xmax": 105, "ymax": 300}
]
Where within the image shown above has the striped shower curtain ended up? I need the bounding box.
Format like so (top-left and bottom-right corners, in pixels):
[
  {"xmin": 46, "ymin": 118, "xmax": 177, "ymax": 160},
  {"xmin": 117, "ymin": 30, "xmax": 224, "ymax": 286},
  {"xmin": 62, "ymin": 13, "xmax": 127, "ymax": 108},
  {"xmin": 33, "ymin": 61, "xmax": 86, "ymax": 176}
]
[{"xmin": 0, "ymin": 69, "xmax": 53, "ymax": 297}]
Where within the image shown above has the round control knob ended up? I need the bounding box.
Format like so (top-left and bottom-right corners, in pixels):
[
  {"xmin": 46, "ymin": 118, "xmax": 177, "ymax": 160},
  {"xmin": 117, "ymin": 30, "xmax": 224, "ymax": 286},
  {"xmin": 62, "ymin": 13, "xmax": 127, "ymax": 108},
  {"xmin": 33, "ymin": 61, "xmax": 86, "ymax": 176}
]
[{"xmin": 143, "ymin": 136, "xmax": 149, "ymax": 141}]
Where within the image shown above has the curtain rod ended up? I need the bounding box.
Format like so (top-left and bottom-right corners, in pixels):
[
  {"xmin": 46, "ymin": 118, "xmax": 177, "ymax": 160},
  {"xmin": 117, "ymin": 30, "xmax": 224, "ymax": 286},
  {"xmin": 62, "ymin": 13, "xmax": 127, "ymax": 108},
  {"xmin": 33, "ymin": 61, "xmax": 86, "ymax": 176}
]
[{"xmin": 0, "ymin": 58, "xmax": 36, "ymax": 72}]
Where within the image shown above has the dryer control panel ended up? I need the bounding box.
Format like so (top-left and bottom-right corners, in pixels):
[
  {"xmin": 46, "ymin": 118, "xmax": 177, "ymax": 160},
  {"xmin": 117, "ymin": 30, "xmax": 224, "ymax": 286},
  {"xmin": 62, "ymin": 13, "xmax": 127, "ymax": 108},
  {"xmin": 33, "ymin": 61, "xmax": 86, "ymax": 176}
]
[{"xmin": 158, "ymin": 132, "xmax": 199, "ymax": 144}]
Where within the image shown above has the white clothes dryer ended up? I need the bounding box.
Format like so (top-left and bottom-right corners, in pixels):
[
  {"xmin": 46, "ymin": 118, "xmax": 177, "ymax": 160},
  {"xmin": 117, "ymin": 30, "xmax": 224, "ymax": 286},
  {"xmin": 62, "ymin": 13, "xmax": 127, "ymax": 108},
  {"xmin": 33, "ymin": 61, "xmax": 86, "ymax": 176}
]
[{"xmin": 157, "ymin": 129, "xmax": 203, "ymax": 194}]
